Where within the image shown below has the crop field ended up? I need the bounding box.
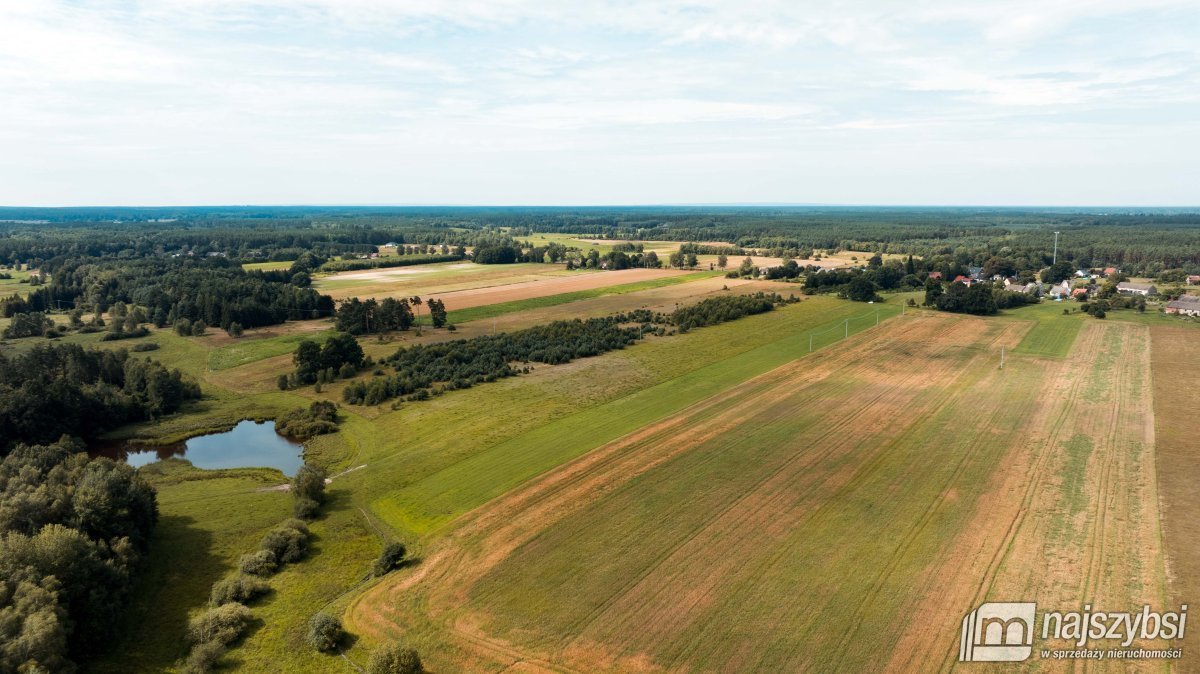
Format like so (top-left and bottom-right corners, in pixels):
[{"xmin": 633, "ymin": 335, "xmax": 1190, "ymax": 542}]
[
  {"xmin": 1150, "ymin": 326, "xmax": 1200, "ymax": 660},
  {"xmin": 1011, "ymin": 301, "xmax": 1086, "ymax": 357},
  {"xmin": 314, "ymin": 261, "xmax": 581, "ymax": 300},
  {"xmin": 344, "ymin": 314, "xmax": 1170, "ymax": 673}
]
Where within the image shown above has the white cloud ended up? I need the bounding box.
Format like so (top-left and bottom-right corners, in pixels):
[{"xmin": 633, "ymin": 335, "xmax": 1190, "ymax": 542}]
[{"xmin": 0, "ymin": 0, "xmax": 1197, "ymax": 204}]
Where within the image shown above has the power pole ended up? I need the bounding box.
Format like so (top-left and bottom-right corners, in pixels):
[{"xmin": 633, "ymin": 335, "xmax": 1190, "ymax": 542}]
[
  {"xmin": 1000, "ymin": 346, "xmax": 1005, "ymax": 370},
  {"xmin": 844, "ymin": 319, "xmax": 849, "ymax": 339},
  {"xmin": 875, "ymin": 309, "xmax": 880, "ymax": 326},
  {"xmin": 1053, "ymin": 231, "xmax": 1060, "ymax": 265},
  {"xmin": 809, "ymin": 333, "xmax": 814, "ymax": 353}
]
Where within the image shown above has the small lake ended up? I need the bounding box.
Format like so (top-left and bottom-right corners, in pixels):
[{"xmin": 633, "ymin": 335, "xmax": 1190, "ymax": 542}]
[{"xmin": 92, "ymin": 420, "xmax": 305, "ymax": 476}]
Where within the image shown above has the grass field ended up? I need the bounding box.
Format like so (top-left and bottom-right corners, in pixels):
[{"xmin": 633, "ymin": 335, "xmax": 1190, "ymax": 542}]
[
  {"xmin": 1009, "ymin": 301, "xmax": 1086, "ymax": 357},
  {"xmin": 59, "ymin": 284, "xmax": 1194, "ymax": 673},
  {"xmin": 347, "ymin": 313, "xmax": 1172, "ymax": 673}
]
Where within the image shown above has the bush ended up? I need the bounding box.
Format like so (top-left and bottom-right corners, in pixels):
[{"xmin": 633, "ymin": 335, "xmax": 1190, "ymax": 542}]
[
  {"xmin": 259, "ymin": 522, "xmax": 308, "ymax": 564},
  {"xmin": 293, "ymin": 496, "xmax": 320, "ymax": 520},
  {"xmin": 239, "ymin": 550, "xmax": 279, "ymax": 576},
  {"xmin": 292, "ymin": 464, "xmax": 327, "ymax": 506},
  {"xmin": 306, "ymin": 613, "xmax": 345, "ymax": 653},
  {"xmin": 373, "ymin": 542, "xmax": 408, "ymax": 576},
  {"xmin": 227, "ymin": 322, "xmax": 244, "ymax": 337},
  {"xmin": 175, "ymin": 318, "xmax": 193, "ymax": 336},
  {"xmin": 180, "ymin": 640, "xmax": 226, "ymax": 674},
  {"xmin": 210, "ymin": 575, "xmax": 270, "ymax": 606},
  {"xmin": 130, "ymin": 342, "xmax": 160, "ymax": 352},
  {"xmin": 187, "ymin": 603, "xmax": 252, "ymax": 646},
  {"xmin": 367, "ymin": 642, "xmax": 424, "ymax": 674},
  {"xmin": 192, "ymin": 320, "xmax": 208, "ymax": 336}
]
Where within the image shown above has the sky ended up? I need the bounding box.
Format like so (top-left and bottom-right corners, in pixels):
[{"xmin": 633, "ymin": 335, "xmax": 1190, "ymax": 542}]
[{"xmin": 1, "ymin": 0, "xmax": 1197, "ymax": 206}]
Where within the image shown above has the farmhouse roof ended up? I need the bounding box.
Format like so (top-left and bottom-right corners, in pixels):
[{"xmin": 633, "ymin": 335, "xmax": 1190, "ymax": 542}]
[{"xmin": 1117, "ymin": 282, "xmax": 1155, "ymax": 292}]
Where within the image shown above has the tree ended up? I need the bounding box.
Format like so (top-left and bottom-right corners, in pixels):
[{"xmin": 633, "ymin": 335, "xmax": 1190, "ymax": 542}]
[
  {"xmin": 307, "ymin": 613, "xmax": 344, "ymax": 653},
  {"xmin": 373, "ymin": 542, "xmax": 408, "ymax": 576},
  {"xmin": 717, "ymin": 254, "xmax": 728, "ymax": 269},
  {"xmin": 923, "ymin": 278, "xmax": 943, "ymax": 306},
  {"xmin": 191, "ymin": 320, "xmax": 208, "ymax": 336},
  {"xmin": 292, "ymin": 465, "xmax": 327, "ymax": 508},
  {"xmin": 427, "ymin": 299, "xmax": 447, "ymax": 328},
  {"xmin": 738, "ymin": 257, "xmax": 755, "ymax": 277},
  {"xmin": 1040, "ymin": 261, "xmax": 1075, "ymax": 284},
  {"xmin": 368, "ymin": 643, "xmax": 424, "ymax": 674},
  {"xmin": 843, "ymin": 277, "xmax": 879, "ymax": 302}
]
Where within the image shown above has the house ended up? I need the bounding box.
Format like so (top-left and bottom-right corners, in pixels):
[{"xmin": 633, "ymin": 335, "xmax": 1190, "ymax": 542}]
[
  {"xmin": 1165, "ymin": 295, "xmax": 1200, "ymax": 316},
  {"xmin": 929, "ymin": 271, "xmax": 942, "ymax": 280},
  {"xmin": 1187, "ymin": 275, "xmax": 1200, "ymax": 285},
  {"xmin": 1103, "ymin": 267, "xmax": 1118, "ymax": 276},
  {"xmin": 1116, "ymin": 282, "xmax": 1157, "ymax": 296},
  {"xmin": 1071, "ymin": 288, "xmax": 1089, "ymax": 300},
  {"xmin": 1046, "ymin": 285, "xmax": 1068, "ymax": 300}
]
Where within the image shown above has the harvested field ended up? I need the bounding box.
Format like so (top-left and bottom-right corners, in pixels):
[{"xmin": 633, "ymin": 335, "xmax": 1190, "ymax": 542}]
[
  {"xmin": 408, "ymin": 267, "xmax": 686, "ymax": 313},
  {"xmin": 347, "ymin": 314, "xmax": 1170, "ymax": 672},
  {"xmin": 1150, "ymin": 326, "xmax": 1200, "ymax": 662}
]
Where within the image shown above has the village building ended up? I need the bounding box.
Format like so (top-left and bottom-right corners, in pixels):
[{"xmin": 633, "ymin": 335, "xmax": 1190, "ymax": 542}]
[
  {"xmin": 1116, "ymin": 281, "xmax": 1157, "ymax": 296},
  {"xmin": 1165, "ymin": 295, "xmax": 1200, "ymax": 316}
]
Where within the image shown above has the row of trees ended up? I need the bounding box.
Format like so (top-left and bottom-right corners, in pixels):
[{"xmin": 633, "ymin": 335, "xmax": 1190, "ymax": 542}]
[
  {"xmin": 671, "ymin": 293, "xmax": 793, "ymax": 331},
  {"xmin": 0, "ymin": 438, "xmax": 158, "ymax": 671}
]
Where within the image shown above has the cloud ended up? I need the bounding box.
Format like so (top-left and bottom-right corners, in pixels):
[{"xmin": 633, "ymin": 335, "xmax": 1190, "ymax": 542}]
[{"xmin": 0, "ymin": 0, "xmax": 1197, "ymax": 204}]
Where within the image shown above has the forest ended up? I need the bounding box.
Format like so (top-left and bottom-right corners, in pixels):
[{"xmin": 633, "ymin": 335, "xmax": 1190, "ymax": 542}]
[
  {"xmin": 0, "ymin": 437, "xmax": 158, "ymax": 672},
  {"xmin": 0, "ymin": 344, "xmax": 200, "ymax": 452}
]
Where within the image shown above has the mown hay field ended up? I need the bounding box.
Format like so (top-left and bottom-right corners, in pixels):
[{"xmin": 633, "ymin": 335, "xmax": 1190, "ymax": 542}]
[{"xmin": 348, "ymin": 314, "xmax": 1170, "ymax": 673}]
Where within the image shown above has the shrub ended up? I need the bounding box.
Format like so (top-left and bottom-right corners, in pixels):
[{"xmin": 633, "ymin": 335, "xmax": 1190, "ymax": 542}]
[
  {"xmin": 306, "ymin": 613, "xmax": 344, "ymax": 653},
  {"xmin": 292, "ymin": 464, "xmax": 327, "ymax": 505},
  {"xmin": 293, "ymin": 496, "xmax": 320, "ymax": 520},
  {"xmin": 239, "ymin": 550, "xmax": 279, "ymax": 576},
  {"xmin": 210, "ymin": 575, "xmax": 270, "ymax": 606},
  {"xmin": 180, "ymin": 640, "xmax": 226, "ymax": 674},
  {"xmin": 259, "ymin": 522, "xmax": 308, "ymax": 564},
  {"xmin": 373, "ymin": 542, "xmax": 408, "ymax": 577},
  {"xmin": 187, "ymin": 603, "xmax": 252, "ymax": 646},
  {"xmin": 367, "ymin": 642, "xmax": 424, "ymax": 674},
  {"xmin": 174, "ymin": 318, "xmax": 192, "ymax": 336},
  {"xmin": 191, "ymin": 320, "xmax": 208, "ymax": 336},
  {"xmin": 130, "ymin": 342, "xmax": 160, "ymax": 352}
]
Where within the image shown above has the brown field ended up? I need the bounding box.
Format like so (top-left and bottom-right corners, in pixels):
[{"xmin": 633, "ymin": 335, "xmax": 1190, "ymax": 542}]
[
  {"xmin": 422, "ymin": 267, "xmax": 687, "ymax": 312},
  {"xmin": 1150, "ymin": 326, "xmax": 1200, "ymax": 663},
  {"xmin": 346, "ymin": 315, "xmax": 1171, "ymax": 672}
]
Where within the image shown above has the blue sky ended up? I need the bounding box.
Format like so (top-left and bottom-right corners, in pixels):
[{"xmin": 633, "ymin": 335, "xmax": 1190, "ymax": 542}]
[{"xmin": 1, "ymin": 0, "xmax": 1197, "ymax": 205}]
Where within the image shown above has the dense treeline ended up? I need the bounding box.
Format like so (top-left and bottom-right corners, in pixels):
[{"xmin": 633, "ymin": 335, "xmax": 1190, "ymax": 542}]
[
  {"xmin": 5, "ymin": 207, "xmax": 1197, "ymax": 276},
  {"xmin": 320, "ymin": 253, "xmax": 463, "ymax": 273},
  {"xmin": 672, "ymin": 292, "xmax": 793, "ymax": 331},
  {"xmin": 4, "ymin": 257, "xmax": 333, "ymax": 331},
  {"xmin": 280, "ymin": 333, "xmax": 366, "ymax": 389},
  {"xmin": 343, "ymin": 312, "xmax": 663, "ymax": 406},
  {"xmin": 343, "ymin": 293, "xmax": 794, "ymax": 406},
  {"xmin": 0, "ymin": 344, "xmax": 200, "ymax": 453},
  {"xmin": 0, "ymin": 438, "xmax": 157, "ymax": 671}
]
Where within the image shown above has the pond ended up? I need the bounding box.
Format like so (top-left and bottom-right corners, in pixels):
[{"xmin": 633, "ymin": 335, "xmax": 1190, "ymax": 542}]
[{"xmin": 92, "ymin": 420, "xmax": 305, "ymax": 476}]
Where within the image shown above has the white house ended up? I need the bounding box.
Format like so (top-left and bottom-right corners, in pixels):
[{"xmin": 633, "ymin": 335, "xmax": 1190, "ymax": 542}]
[{"xmin": 1116, "ymin": 282, "xmax": 1157, "ymax": 296}]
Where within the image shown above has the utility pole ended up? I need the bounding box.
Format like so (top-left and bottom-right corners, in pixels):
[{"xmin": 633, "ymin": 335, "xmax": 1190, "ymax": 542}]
[
  {"xmin": 1053, "ymin": 231, "xmax": 1060, "ymax": 265},
  {"xmin": 844, "ymin": 319, "xmax": 849, "ymax": 339},
  {"xmin": 809, "ymin": 333, "xmax": 814, "ymax": 353},
  {"xmin": 875, "ymin": 309, "xmax": 880, "ymax": 326},
  {"xmin": 1000, "ymin": 346, "xmax": 1005, "ymax": 370}
]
